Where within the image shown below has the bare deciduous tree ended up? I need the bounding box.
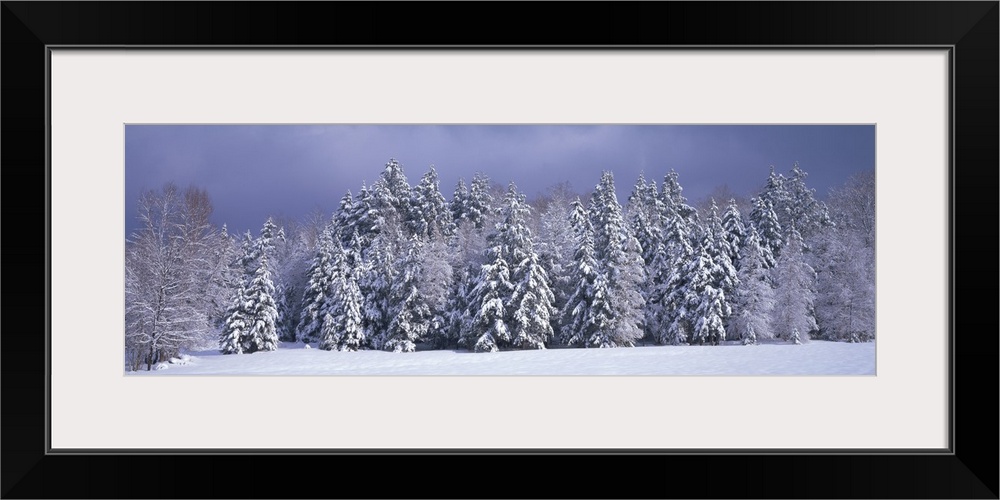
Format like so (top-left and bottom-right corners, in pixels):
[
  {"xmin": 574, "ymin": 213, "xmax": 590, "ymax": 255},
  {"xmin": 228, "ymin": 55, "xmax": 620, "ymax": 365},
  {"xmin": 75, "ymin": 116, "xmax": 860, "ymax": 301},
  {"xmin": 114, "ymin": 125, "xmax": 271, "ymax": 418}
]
[{"xmin": 125, "ymin": 184, "xmax": 217, "ymax": 370}]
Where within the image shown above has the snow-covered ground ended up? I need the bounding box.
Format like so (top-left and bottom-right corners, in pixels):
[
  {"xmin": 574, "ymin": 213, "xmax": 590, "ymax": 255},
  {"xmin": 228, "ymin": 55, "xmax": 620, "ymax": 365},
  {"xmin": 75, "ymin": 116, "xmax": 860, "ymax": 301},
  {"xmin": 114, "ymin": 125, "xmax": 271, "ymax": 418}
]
[{"xmin": 129, "ymin": 340, "xmax": 875, "ymax": 376}]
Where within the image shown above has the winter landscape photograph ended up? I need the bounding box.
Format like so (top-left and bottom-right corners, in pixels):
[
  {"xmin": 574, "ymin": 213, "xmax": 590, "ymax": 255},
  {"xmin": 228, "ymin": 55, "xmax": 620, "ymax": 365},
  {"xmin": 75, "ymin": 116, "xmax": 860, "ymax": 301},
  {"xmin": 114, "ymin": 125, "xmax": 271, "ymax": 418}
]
[{"xmin": 124, "ymin": 125, "xmax": 876, "ymax": 375}]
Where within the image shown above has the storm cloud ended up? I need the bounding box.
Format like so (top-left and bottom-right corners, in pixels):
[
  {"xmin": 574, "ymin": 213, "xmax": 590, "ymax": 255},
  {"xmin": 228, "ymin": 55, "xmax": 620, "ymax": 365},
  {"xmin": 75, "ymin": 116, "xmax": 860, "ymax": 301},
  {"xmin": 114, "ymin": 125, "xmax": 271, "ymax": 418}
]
[{"xmin": 125, "ymin": 124, "xmax": 875, "ymax": 236}]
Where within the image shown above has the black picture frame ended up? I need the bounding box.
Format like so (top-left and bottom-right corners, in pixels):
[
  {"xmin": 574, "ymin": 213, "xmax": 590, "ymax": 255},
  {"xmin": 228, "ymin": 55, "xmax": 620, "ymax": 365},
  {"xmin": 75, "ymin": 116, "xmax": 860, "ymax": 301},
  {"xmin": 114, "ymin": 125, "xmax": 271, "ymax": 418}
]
[{"xmin": 3, "ymin": 2, "xmax": 996, "ymax": 498}]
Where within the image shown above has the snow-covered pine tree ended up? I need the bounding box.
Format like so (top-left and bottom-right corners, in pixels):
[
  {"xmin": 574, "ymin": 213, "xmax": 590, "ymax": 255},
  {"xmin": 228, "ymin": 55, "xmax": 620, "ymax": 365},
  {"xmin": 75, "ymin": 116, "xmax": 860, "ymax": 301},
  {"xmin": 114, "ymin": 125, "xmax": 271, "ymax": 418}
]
[
  {"xmin": 560, "ymin": 199, "xmax": 599, "ymax": 347},
  {"xmin": 771, "ymin": 224, "xmax": 818, "ymax": 342},
  {"xmin": 219, "ymin": 282, "xmax": 250, "ymax": 354},
  {"xmin": 318, "ymin": 241, "xmax": 366, "ymax": 351},
  {"xmin": 511, "ymin": 249, "xmax": 556, "ymax": 349},
  {"xmin": 776, "ymin": 163, "xmax": 834, "ymax": 241},
  {"xmin": 587, "ymin": 171, "xmax": 645, "ymax": 348},
  {"xmin": 645, "ymin": 241, "xmax": 673, "ymax": 345},
  {"xmin": 450, "ymin": 177, "xmax": 470, "ymax": 227},
  {"xmin": 581, "ymin": 271, "xmax": 617, "ymax": 348},
  {"xmin": 274, "ymin": 282, "xmax": 296, "ymax": 342},
  {"xmin": 660, "ymin": 169, "xmax": 700, "ymax": 224},
  {"xmin": 410, "ymin": 165, "xmax": 455, "ymax": 240},
  {"xmin": 442, "ymin": 187, "xmax": 492, "ymax": 350},
  {"xmin": 257, "ymin": 217, "xmax": 285, "ymax": 266},
  {"xmin": 238, "ymin": 230, "xmax": 257, "ymax": 275},
  {"xmin": 613, "ymin": 226, "xmax": 648, "ymax": 345},
  {"xmin": 384, "ymin": 236, "xmax": 432, "ymax": 352},
  {"xmin": 503, "ymin": 185, "xmax": 557, "ymax": 350},
  {"xmin": 627, "ymin": 172, "xmax": 660, "ymax": 267},
  {"xmin": 692, "ymin": 280, "xmax": 727, "ymax": 346},
  {"xmin": 466, "ymin": 172, "xmax": 496, "ymax": 231},
  {"xmin": 462, "ymin": 182, "xmax": 554, "ymax": 351},
  {"xmin": 462, "ymin": 241, "xmax": 514, "ymax": 352},
  {"xmin": 721, "ymin": 198, "xmax": 746, "ymax": 270},
  {"xmin": 497, "ymin": 183, "xmax": 533, "ymax": 283},
  {"xmin": 647, "ymin": 196, "xmax": 698, "ymax": 345},
  {"xmin": 297, "ymin": 226, "xmax": 336, "ymax": 344},
  {"xmin": 331, "ymin": 190, "xmax": 355, "ymax": 245},
  {"xmin": 727, "ymin": 227, "xmax": 775, "ymax": 345},
  {"xmin": 233, "ymin": 218, "xmax": 288, "ymax": 340},
  {"xmin": 676, "ymin": 241, "xmax": 727, "ymax": 345},
  {"xmin": 703, "ymin": 199, "xmax": 739, "ymax": 337},
  {"xmin": 626, "ymin": 174, "xmax": 659, "ymax": 344},
  {"xmin": 345, "ymin": 183, "xmax": 377, "ymax": 248},
  {"xmin": 376, "ymin": 158, "xmax": 415, "ymax": 230},
  {"xmin": 359, "ymin": 227, "xmax": 398, "ymax": 350},
  {"xmin": 748, "ymin": 196, "xmax": 781, "ymax": 267},
  {"xmin": 757, "ymin": 165, "xmax": 790, "ymax": 230},
  {"xmin": 242, "ymin": 252, "xmax": 280, "ymax": 353},
  {"xmin": 440, "ymin": 265, "xmax": 473, "ymax": 349}
]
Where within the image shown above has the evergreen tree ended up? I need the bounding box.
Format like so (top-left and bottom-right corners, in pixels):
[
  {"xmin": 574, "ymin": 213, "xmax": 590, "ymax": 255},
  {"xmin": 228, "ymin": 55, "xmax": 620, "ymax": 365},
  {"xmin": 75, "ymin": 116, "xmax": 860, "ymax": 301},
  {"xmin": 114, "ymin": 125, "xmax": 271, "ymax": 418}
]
[
  {"xmin": 721, "ymin": 198, "xmax": 746, "ymax": 269},
  {"xmin": 692, "ymin": 280, "xmax": 727, "ymax": 346},
  {"xmin": 346, "ymin": 183, "xmax": 377, "ymax": 247},
  {"xmin": 463, "ymin": 243, "xmax": 513, "ymax": 352},
  {"xmin": 450, "ymin": 177, "xmax": 470, "ymax": 226},
  {"xmin": 586, "ymin": 171, "xmax": 645, "ymax": 347},
  {"xmin": 777, "ymin": 163, "xmax": 834, "ymax": 241},
  {"xmin": 462, "ymin": 182, "xmax": 554, "ymax": 351},
  {"xmin": 660, "ymin": 169, "xmax": 699, "ymax": 224},
  {"xmin": 497, "ymin": 183, "xmax": 533, "ymax": 272},
  {"xmin": 771, "ymin": 225, "xmax": 818, "ymax": 341},
  {"xmin": 219, "ymin": 282, "xmax": 250, "ymax": 354},
  {"xmin": 274, "ymin": 282, "xmax": 296, "ymax": 342},
  {"xmin": 703, "ymin": 200, "xmax": 739, "ymax": 336},
  {"xmin": 410, "ymin": 165, "xmax": 455, "ymax": 240},
  {"xmin": 611, "ymin": 226, "xmax": 647, "ymax": 346},
  {"xmin": 627, "ymin": 173, "xmax": 663, "ymax": 343},
  {"xmin": 645, "ymin": 242, "xmax": 675, "ymax": 345},
  {"xmin": 748, "ymin": 196, "xmax": 781, "ymax": 267},
  {"xmin": 790, "ymin": 328, "xmax": 802, "ymax": 345},
  {"xmin": 627, "ymin": 172, "xmax": 661, "ymax": 267},
  {"xmin": 359, "ymin": 228, "xmax": 398, "ymax": 350},
  {"xmin": 376, "ymin": 158, "xmax": 414, "ymax": 228},
  {"xmin": 238, "ymin": 230, "xmax": 257, "ymax": 276},
  {"xmin": 585, "ymin": 271, "xmax": 618, "ymax": 348},
  {"xmin": 441, "ymin": 265, "xmax": 473, "ymax": 349},
  {"xmin": 676, "ymin": 242, "xmax": 726, "ymax": 345},
  {"xmin": 727, "ymin": 228, "xmax": 775, "ymax": 345},
  {"xmin": 466, "ymin": 172, "xmax": 496, "ymax": 230},
  {"xmin": 647, "ymin": 195, "xmax": 698, "ymax": 345},
  {"xmin": 384, "ymin": 237, "xmax": 432, "ymax": 352},
  {"xmin": 296, "ymin": 225, "xmax": 336, "ymax": 344},
  {"xmin": 331, "ymin": 190, "xmax": 355, "ymax": 244},
  {"xmin": 242, "ymin": 253, "xmax": 280, "ymax": 353},
  {"xmin": 757, "ymin": 165, "xmax": 790, "ymax": 228},
  {"xmin": 561, "ymin": 200, "xmax": 599, "ymax": 347},
  {"xmin": 511, "ymin": 246, "xmax": 556, "ymax": 349},
  {"xmin": 257, "ymin": 217, "xmax": 285, "ymax": 265},
  {"xmin": 319, "ymin": 241, "xmax": 367, "ymax": 351}
]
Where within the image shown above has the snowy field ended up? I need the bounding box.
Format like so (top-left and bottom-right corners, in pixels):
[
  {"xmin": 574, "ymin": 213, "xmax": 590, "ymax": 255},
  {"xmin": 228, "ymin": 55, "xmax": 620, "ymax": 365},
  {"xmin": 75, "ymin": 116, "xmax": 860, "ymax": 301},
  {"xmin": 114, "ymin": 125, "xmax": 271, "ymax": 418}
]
[{"xmin": 129, "ymin": 340, "xmax": 875, "ymax": 376}]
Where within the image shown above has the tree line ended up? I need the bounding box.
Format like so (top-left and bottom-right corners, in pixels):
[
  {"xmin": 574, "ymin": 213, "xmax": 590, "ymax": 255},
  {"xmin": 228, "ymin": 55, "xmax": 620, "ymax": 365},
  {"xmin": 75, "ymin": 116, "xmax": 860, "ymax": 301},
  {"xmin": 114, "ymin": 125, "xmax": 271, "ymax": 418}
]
[{"xmin": 125, "ymin": 159, "xmax": 875, "ymax": 370}]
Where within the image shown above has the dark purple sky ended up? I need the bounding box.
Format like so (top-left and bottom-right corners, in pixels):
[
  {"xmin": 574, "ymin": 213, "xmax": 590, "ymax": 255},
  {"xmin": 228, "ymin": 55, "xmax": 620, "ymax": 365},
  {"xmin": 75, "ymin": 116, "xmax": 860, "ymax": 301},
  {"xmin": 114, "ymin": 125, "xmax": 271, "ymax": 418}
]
[{"xmin": 124, "ymin": 125, "xmax": 875, "ymax": 236}]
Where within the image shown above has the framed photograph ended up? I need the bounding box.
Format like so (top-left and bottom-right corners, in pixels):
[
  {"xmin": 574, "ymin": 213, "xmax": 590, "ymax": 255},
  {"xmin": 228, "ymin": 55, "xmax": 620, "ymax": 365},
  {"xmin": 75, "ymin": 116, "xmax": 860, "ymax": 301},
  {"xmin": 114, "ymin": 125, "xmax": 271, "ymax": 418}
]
[{"xmin": 4, "ymin": 2, "xmax": 996, "ymax": 498}]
